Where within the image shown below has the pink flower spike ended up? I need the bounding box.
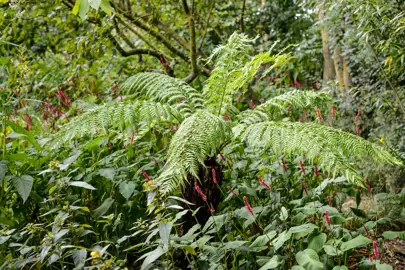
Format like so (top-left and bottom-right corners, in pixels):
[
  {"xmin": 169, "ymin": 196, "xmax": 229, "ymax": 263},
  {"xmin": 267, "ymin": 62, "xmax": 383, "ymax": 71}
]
[
  {"xmin": 314, "ymin": 165, "xmax": 319, "ymax": 177},
  {"xmin": 141, "ymin": 169, "xmax": 151, "ymax": 182},
  {"xmin": 210, "ymin": 203, "xmax": 215, "ymax": 213},
  {"xmin": 243, "ymin": 196, "xmax": 254, "ymax": 215},
  {"xmin": 356, "ymin": 124, "xmax": 360, "ymax": 136},
  {"xmin": 373, "ymin": 241, "xmax": 380, "ymax": 259},
  {"xmin": 249, "ymin": 100, "xmax": 256, "ymax": 109},
  {"xmin": 258, "ymin": 175, "xmax": 271, "ymax": 190},
  {"xmin": 363, "ymin": 225, "xmax": 371, "ymax": 238},
  {"xmin": 212, "ymin": 169, "xmax": 217, "ymax": 184},
  {"xmin": 332, "ymin": 104, "xmax": 336, "ymax": 118},
  {"xmin": 194, "ymin": 181, "xmax": 207, "ymax": 201},
  {"xmin": 355, "ymin": 107, "xmax": 361, "ymax": 121},
  {"xmin": 281, "ymin": 157, "xmax": 288, "ymax": 173},
  {"xmin": 299, "ymin": 160, "xmax": 306, "ymax": 174},
  {"xmin": 327, "ymin": 195, "xmax": 332, "ymax": 206},
  {"xmin": 369, "ymin": 255, "xmax": 373, "ymax": 262},
  {"xmin": 227, "ymin": 186, "xmax": 237, "ymax": 197},
  {"xmin": 325, "ymin": 210, "xmax": 331, "ymax": 226}
]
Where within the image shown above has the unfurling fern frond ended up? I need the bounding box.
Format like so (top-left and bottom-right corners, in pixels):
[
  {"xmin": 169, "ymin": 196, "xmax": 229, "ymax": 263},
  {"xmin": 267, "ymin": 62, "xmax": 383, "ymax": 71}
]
[
  {"xmin": 239, "ymin": 90, "xmax": 332, "ymax": 124},
  {"xmin": 154, "ymin": 111, "xmax": 232, "ymax": 194},
  {"xmin": 121, "ymin": 72, "xmax": 204, "ymax": 117},
  {"xmin": 52, "ymin": 100, "xmax": 183, "ymax": 147},
  {"xmin": 203, "ymin": 32, "xmax": 293, "ymax": 116},
  {"xmin": 237, "ymin": 121, "xmax": 402, "ymax": 184}
]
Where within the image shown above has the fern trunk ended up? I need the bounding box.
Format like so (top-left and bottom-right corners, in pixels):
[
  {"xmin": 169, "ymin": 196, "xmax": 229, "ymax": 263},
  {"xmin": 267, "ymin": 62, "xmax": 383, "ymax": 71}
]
[{"xmin": 182, "ymin": 157, "xmax": 223, "ymax": 231}]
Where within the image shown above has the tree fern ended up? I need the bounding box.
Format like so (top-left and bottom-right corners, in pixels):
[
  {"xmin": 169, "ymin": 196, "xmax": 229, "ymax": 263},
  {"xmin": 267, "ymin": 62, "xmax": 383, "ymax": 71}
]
[
  {"xmin": 155, "ymin": 111, "xmax": 232, "ymax": 194},
  {"xmin": 238, "ymin": 90, "xmax": 332, "ymax": 124},
  {"xmin": 52, "ymin": 100, "xmax": 183, "ymax": 147},
  {"xmin": 235, "ymin": 121, "xmax": 401, "ymax": 184},
  {"xmin": 203, "ymin": 33, "xmax": 293, "ymax": 116},
  {"xmin": 121, "ymin": 72, "xmax": 204, "ymax": 117},
  {"xmin": 53, "ymin": 32, "xmax": 402, "ymax": 195}
]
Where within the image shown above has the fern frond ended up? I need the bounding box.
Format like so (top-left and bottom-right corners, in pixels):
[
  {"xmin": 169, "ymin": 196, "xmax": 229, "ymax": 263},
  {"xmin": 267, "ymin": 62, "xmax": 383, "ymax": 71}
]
[
  {"xmin": 154, "ymin": 111, "xmax": 232, "ymax": 194},
  {"xmin": 239, "ymin": 90, "xmax": 332, "ymax": 124},
  {"xmin": 203, "ymin": 33, "xmax": 293, "ymax": 116},
  {"xmin": 237, "ymin": 121, "xmax": 402, "ymax": 184},
  {"xmin": 121, "ymin": 72, "xmax": 204, "ymax": 117},
  {"xmin": 52, "ymin": 100, "xmax": 183, "ymax": 147}
]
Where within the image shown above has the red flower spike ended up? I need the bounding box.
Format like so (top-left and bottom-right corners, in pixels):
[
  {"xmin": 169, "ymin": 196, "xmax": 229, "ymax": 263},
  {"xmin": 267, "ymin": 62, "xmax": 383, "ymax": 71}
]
[
  {"xmin": 153, "ymin": 157, "xmax": 158, "ymax": 164},
  {"xmin": 314, "ymin": 165, "xmax": 319, "ymax": 177},
  {"xmin": 317, "ymin": 110, "xmax": 323, "ymax": 121},
  {"xmin": 367, "ymin": 184, "xmax": 371, "ymax": 195},
  {"xmin": 332, "ymin": 104, "xmax": 336, "ymax": 118},
  {"xmin": 373, "ymin": 241, "xmax": 379, "ymax": 259},
  {"xmin": 141, "ymin": 169, "xmax": 151, "ymax": 182},
  {"xmin": 212, "ymin": 169, "xmax": 217, "ymax": 184},
  {"xmin": 227, "ymin": 185, "xmax": 237, "ymax": 197},
  {"xmin": 210, "ymin": 203, "xmax": 215, "ymax": 213},
  {"xmin": 355, "ymin": 107, "xmax": 361, "ymax": 121},
  {"xmin": 325, "ymin": 210, "xmax": 331, "ymax": 226},
  {"xmin": 363, "ymin": 225, "xmax": 370, "ymax": 238},
  {"xmin": 281, "ymin": 157, "xmax": 288, "ymax": 173},
  {"xmin": 369, "ymin": 255, "xmax": 373, "ymax": 262},
  {"xmin": 356, "ymin": 124, "xmax": 360, "ymax": 136},
  {"xmin": 194, "ymin": 181, "xmax": 207, "ymax": 201},
  {"xmin": 298, "ymin": 116, "xmax": 302, "ymax": 123},
  {"xmin": 243, "ymin": 196, "xmax": 254, "ymax": 215},
  {"xmin": 327, "ymin": 195, "xmax": 332, "ymax": 206},
  {"xmin": 224, "ymin": 114, "xmax": 231, "ymax": 121},
  {"xmin": 249, "ymin": 100, "xmax": 256, "ymax": 109},
  {"xmin": 304, "ymin": 111, "xmax": 310, "ymax": 122},
  {"xmin": 258, "ymin": 175, "xmax": 271, "ymax": 190},
  {"xmin": 299, "ymin": 160, "xmax": 306, "ymax": 174}
]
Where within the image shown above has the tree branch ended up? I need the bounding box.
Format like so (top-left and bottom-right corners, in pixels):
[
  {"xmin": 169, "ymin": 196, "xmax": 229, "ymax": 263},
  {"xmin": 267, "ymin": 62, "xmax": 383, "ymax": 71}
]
[
  {"xmin": 107, "ymin": 31, "xmax": 174, "ymax": 76},
  {"xmin": 183, "ymin": 0, "xmax": 199, "ymax": 83},
  {"xmin": 240, "ymin": 0, "xmax": 246, "ymax": 32}
]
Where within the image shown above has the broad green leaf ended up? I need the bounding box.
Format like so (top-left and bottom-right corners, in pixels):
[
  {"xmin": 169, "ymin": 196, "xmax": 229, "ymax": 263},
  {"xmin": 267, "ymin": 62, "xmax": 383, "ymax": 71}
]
[
  {"xmin": 329, "ymin": 215, "xmax": 347, "ymax": 225},
  {"xmin": 259, "ymin": 255, "xmax": 281, "ymax": 270},
  {"xmin": 88, "ymin": 0, "xmax": 101, "ymax": 10},
  {"xmin": 272, "ymin": 231, "xmax": 292, "ymax": 251},
  {"xmin": 72, "ymin": 249, "xmax": 86, "ymax": 269},
  {"xmin": 59, "ymin": 151, "xmax": 82, "ymax": 170},
  {"xmin": 289, "ymin": 223, "xmax": 318, "ymax": 239},
  {"xmin": 291, "ymin": 266, "xmax": 305, "ymax": 270},
  {"xmin": 168, "ymin": 195, "xmax": 195, "ymax": 205},
  {"xmin": 72, "ymin": 0, "xmax": 81, "ymax": 14},
  {"xmin": 308, "ymin": 233, "xmax": 327, "ymax": 253},
  {"xmin": 376, "ymin": 264, "xmax": 393, "ymax": 270},
  {"xmin": 41, "ymin": 246, "xmax": 51, "ymax": 262},
  {"xmin": 250, "ymin": 231, "xmax": 277, "ymax": 248},
  {"xmin": 0, "ymin": 236, "xmax": 10, "ymax": 244},
  {"xmin": 159, "ymin": 222, "xmax": 173, "ymax": 250},
  {"xmin": 280, "ymin": 206, "xmax": 288, "ymax": 221},
  {"xmin": 100, "ymin": 0, "xmax": 114, "ymax": 14},
  {"xmin": 332, "ymin": 267, "xmax": 348, "ymax": 270},
  {"xmin": 54, "ymin": 229, "xmax": 69, "ymax": 242},
  {"xmin": 78, "ymin": 0, "xmax": 89, "ymax": 20},
  {"xmin": 340, "ymin": 235, "xmax": 371, "ymax": 252},
  {"xmin": 93, "ymin": 197, "xmax": 114, "ymax": 219},
  {"xmin": 181, "ymin": 245, "xmax": 196, "ymax": 255},
  {"xmin": 382, "ymin": 231, "xmax": 405, "ymax": 240},
  {"xmin": 0, "ymin": 161, "xmax": 6, "ymax": 184},
  {"xmin": 296, "ymin": 249, "xmax": 323, "ymax": 270},
  {"xmin": 119, "ymin": 181, "xmax": 136, "ymax": 199},
  {"xmin": 141, "ymin": 246, "xmax": 165, "ymax": 270},
  {"xmin": 6, "ymin": 120, "xmax": 40, "ymax": 150},
  {"xmin": 69, "ymin": 181, "xmax": 96, "ymax": 190},
  {"xmin": 224, "ymin": 241, "xmax": 246, "ymax": 250},
  {"xmin": 11, "ymin": 175, "xmax": 33, "ymax": 203},
  {"xmin": 99, "ymin": 168, "xmax": 115, "ymax": 180}
]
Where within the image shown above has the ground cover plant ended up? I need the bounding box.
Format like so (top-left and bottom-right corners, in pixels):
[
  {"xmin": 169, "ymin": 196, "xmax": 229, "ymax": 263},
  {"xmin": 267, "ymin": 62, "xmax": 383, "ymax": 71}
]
[{"xmin": 1, "ymin": 1, "xmax": 405, "ymax": 269}]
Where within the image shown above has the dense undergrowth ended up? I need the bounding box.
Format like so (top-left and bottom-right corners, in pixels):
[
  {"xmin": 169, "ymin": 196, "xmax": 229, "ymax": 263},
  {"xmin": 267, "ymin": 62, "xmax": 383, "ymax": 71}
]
[{"xmin": 0, "ymin": 32, "xmax": 404, "ymax": 270}]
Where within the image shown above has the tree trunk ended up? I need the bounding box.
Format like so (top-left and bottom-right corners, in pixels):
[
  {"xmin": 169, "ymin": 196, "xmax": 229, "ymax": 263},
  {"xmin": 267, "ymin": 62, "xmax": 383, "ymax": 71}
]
[
  {"xmin": 342, "ymin": 56, "xmax": 351, "ymax": 90},
  {"xmin": 182, "ymin": 157, "xmax": 222, "ymax": 232},
  {"xmin": 318, "ymin": 2, "xmax": 335, "ymax": 81},
  {"xmin": 333, "ymin": 48, "xmax": 345, "ymax": 89}
]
